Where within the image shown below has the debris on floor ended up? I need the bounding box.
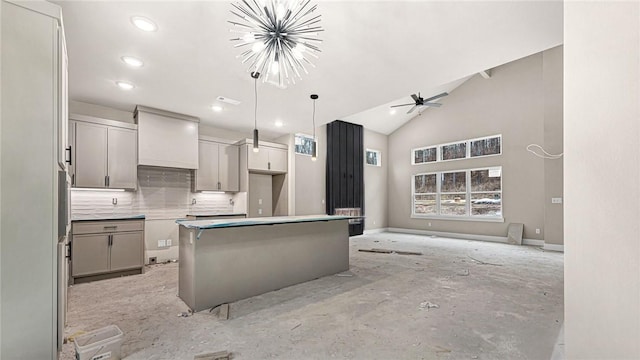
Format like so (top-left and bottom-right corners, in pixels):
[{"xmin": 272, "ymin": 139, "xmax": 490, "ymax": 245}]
[
  {"xmin": 419, "ymin": 301, "xmax": 439, "ymax": 310},
  {"xmin": 434, "ymin": 345, "xmax": 451, "ymax": 353},
  {"xmin": 359, "ymin": 248, "xmax": 422, "ymax": 256},
  {"xmin": 209, "ymin": 303, "xmax": 230, "ymax": 320},
  {"xmin": 467, "ymin": 255, "xmax": 503, "ymax": 266},
  {"xmin": 178, "ymin": 310, "xmax": 193, "ymax": 317},
  {"xmin": 291, "ymin": 323, "xmax": 301, "ymax": 331},
  {"xmin": 457, "ymin": 269, "xmax": 470, "ymax": 276},
  {"xmin": 65, "ymin": 330, "xmax": 86, "ymax": 343},
  {"xmin": 193, "ymin": 350, "xmax": 230, "ymax": 360},
  {"xmin": 335, "ymin": 273, "xmax": 353, "ymax": 277}
]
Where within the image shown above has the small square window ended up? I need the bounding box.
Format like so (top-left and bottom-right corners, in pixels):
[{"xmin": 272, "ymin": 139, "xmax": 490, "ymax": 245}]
[
  {"xmin": 295, "ymin": 134, "xmax": 315, "ymax": 156},
  {"xmin": 413, "ymin": 147, "xmax": 437, "ymax": 164},
  {"xmin": 441, "ymin": 142, "xmax": 467, "ymax": 161},
  {"xmin": 366, "ymin": 149, "xmax": 381, "ymax": 166},
  {"xmin": 471, "ymin": 136, "xmax": 501, "ymax": 157}
]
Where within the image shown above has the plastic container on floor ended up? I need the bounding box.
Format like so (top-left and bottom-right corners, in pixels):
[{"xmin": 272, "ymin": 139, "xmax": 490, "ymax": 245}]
[{"xmin": 74, "ymin": 325, "xmax": 123, "ymax": 360}]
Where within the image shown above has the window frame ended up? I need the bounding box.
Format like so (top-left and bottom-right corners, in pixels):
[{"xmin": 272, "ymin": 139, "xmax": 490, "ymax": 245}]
[
  {"xmin": 411, "ymin": 134, "xmax": 502, "ymax": 165},
  {"xmin": 294, "ymin": 133, "xmax": 316, "ymax": 157},
  {"xmin": 365, "ymin": 148, "xmax": 382, "ymax": 167},
  {"xmin": 411, "ymin": 166, "xmax": 503, "ymax": 222}
]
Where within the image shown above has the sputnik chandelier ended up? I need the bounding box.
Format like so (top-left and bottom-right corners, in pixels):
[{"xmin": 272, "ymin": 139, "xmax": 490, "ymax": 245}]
[{"xmin": 229, "ymin": 0, "xmax": 323, "ymax": 86}]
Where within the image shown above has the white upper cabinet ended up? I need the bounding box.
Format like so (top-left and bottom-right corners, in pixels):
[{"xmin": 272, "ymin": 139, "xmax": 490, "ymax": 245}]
[
  {"xmin": 70, "ymin": 116, "xmax": 138, "ymax": 190},
  {"xmin": 247, "ymin": 145, "xmax": 288, "ymax": 174},
  {"xmin": 134, "ymin": 106, "xmax": 199, "ymax": 170},
  {"xmin": 194, "ymin": 139, "xmax": 239, "ymax": 192}
]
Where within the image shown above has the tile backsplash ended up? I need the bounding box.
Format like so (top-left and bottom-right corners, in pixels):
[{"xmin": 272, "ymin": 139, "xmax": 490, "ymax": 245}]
[{"xmin": 71, "ymin": 166, "xmax": 237, "ymax": 220}]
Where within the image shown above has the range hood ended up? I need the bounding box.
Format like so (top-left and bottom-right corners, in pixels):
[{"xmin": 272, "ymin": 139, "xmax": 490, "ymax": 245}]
[{"xmin": 134, "ymin": 106, "xmax": 199, "ymax": 170}]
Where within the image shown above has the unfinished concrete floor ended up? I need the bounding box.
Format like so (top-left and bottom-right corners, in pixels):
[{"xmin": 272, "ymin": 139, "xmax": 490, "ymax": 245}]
[{"xmin": 61, "ymin": 233, "xmax": 563, "ymax": 360}]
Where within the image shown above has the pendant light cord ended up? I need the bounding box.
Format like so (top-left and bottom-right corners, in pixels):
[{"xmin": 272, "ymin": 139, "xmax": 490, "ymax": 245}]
[{"xmin": 312, "ymin": 99, "xmax": 316, "ymax": 139}]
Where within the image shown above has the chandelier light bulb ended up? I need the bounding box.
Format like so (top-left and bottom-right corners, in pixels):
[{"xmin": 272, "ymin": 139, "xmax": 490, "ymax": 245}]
[{"xmin": 229, "ymin": 0, "xmax": 324, "ymax": 87}]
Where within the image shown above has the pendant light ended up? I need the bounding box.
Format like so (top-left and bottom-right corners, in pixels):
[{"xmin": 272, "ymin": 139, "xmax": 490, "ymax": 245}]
[
  {"xmin": 251, "ymin": 72, "xmax": 260, "ymax": 152},
  {"xmin": 310, "ymin": 94, "xmax": 319, "ymax": 161}
]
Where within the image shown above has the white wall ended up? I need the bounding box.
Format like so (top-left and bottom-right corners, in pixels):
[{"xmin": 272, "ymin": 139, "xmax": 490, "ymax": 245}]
[
  {"xmin": 364, "ymin": 129, "xmax": 388, "ymax": 230},
  {"xmin": 564, "ymin": 2, "xmax": 640, "ymax": 358},
  {"xmin": 293, "ymin": 127, "xmax": 327, "ymax": 215}
]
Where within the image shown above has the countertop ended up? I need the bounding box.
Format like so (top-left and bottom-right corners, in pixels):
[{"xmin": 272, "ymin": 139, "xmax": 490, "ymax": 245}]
[
  {"xmin": 176, "ymin": 215, "xmax": 358, "ymax": 230},
  {"xmin": 185, "ymin": 213, "xmax": 246, "ymax": 217},
  {"xmin": 71, "ymin": 214, "xmax": 146, "ymax": 222}
]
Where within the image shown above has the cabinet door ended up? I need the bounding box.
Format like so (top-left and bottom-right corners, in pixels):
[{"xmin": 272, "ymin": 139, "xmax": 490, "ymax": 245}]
[
  {"xmin": 268, "ymin": 148, "xmax": 288, "ymax": 173},
  {"xmin": 110, "ymin": 232, "xmax": 143, "ymax": 272},
  {"xmin": 68, "ymin": 121, "xmax": 76, "ymax": 186},
  {"xmin": 56, "ymin": 26, "xmax": 68, "ymax": 171},
  {"xmin": 247, "ymin": 144, "xmax": 270, "ymax": 171},
  {"xmin": 74, "ymin": 122, "xmax": 108, "ymax": 188},
  {"xmin": 219, "ymin": 144, "xmax": 239, "ymax": 191},
  {"xmin": 107, "ymin": 127, "xmax": 137, "ymax": 189},
  {"xmin": 71, "ymin": 234, "xmax": 110, "ymax": 276},
  {"xmin": 195, "ymin": 140, "xmax": 219, "ymax": 191}
]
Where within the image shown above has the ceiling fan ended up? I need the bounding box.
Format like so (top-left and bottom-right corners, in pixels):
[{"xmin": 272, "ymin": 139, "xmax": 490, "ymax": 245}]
[{"xmin": 391, "ymin": 92, "xmax": 449, "ymax": 114}]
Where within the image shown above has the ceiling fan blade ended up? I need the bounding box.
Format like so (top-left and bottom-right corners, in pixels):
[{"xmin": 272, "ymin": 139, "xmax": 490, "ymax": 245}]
[
  {"xmin": 410, "ymin": 94, "xmax": 419, "ymax": 102},
  {"xmin": 423, "ymin": 102, "xmax": 442, "ymax": 107},
  {"xmin": 422, "ymin": 92, "xmax": 449, "ymax": 103},
  {"xmin": 407, "ymin": 105, "xmax": 418, "ymax": 114},
  {"xmin": 390, "ymin": 103, "xmax": 415, "ymax": 108}
]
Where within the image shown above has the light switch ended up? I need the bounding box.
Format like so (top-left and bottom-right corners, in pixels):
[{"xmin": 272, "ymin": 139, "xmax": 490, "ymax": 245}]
[
  {"xmin": 258, "ymin": 209, "xmax": 263, "ymax": 215},
  {"xmin": 258, "ymin": 199, "xmax": 263, "ymax": 205},
  {"xmin": 551, "ymin": 197, "xmax": 563, "ymax": 204},
  {"xmin": 158, "ymin": 239, "xmax": 166, "ymax": 247}
]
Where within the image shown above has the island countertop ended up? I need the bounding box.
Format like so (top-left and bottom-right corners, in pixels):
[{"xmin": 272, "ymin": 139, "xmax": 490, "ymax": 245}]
[{"xmin": 176, "ymin": 214, "xmax": 358, "ymax": 230}]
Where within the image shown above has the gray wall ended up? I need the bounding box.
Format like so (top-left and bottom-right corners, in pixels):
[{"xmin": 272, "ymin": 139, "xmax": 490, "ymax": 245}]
[
  {"xmin": 293, "ymin": 126, "xmax": 327, "ymax": 215},
  {"xmin": 388, "ymin": 49, "xmax": 562, "ymax": 240},
  {"xmin": 543, "ymin": 47, "xmax": 563, "ymax": 246},
  {"xmin": 565, "ymin": 2, "xmax": 640, "ymax": 357},
  {"xmin": 364, "ymin": 129, "xmax": 388, "ymax": 230}
]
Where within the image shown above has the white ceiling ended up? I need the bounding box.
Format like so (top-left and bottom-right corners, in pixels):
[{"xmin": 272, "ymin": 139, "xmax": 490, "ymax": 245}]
[{"xmin": 55, "ymin": 1, "xmax": 563, "ymax": 138}]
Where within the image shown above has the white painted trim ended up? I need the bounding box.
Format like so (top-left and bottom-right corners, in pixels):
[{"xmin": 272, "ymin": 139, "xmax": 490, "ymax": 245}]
[
  {"xmin": 523, "ymin": 238, "xmax": 545, "ymax": 246},
  {"xmin": 411, "ymin": 215, "xmax": 504, "ymax": 223},
  {"xmin": 387, "ymin": 228, "xmax": 549, "ymax": 248},
  {"xmin": 363, "ymin": 228, "xmax": 388, "ymax": 235},
  {"xmin": 543, "ymin": 243, "xmax": 564, "ymax": 252},
  {"xmin": 134, "ymin": 105, "xmax": 200, "ymax": 123},
  {"xmin": 70, "ymin": 113, "xmax": 137, "ymax": 130}
]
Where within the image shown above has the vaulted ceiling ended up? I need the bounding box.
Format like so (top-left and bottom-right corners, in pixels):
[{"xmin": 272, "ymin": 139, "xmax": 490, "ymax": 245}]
[{"xmin": 55, "ymin": 1, "xmax": 563, "ymax": 138}]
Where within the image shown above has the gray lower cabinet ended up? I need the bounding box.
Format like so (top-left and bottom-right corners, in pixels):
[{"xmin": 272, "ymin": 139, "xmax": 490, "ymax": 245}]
[{"xmin": 71, "ymin": 219, "xmax": 144, "ymax": 283}]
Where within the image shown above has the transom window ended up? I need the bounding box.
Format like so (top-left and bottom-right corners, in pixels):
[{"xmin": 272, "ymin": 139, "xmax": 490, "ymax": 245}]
[
  {"xmin": 412, "ymin": 167, "xmax": 502, "ymax": 220},
  {"xmin": 294, "ymin": 133, "xmax": 316, "ymax": 156},
  {"xmin": 412, "ymin": 135, "xmax": 502, "ymax": 165}
]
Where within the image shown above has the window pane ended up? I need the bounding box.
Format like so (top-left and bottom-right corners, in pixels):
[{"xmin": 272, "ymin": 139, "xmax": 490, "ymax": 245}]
[
  {"xmin": 414, "ymin": 174, "xmax": 437, "ymax": 193},
  {"xmin": 295, "ymin": 134, "xmax": 315, "ymax": 155},
  {"xmin": 414, "ymin": 147, "xmax": 437, "ymax": 164},
  {"xmin": 414, "ymin": 194, "xmax": 437, "ymax": 215},
  {"xmin": 471, "ymin": 137, "xmax": 501, "ymax": 157},
  {"xmin": 471, "ymin": 193, "xmax": 502, "ymax": 216},
  {"xmin": 441, "ymin": 142, "xmax": 466, "ymax": 160},
  {"xmin": 470, "ymin": 169, "xmax": 501, "ymax": 192},
  {"xmin": 441, "ymin": 171, "xmax": 466, "ymax": 192},
  {"xmin": 440, "ymin": 194, "xmax": 466, "ymax": 216},
  {"xmin": 366, "ymin": 150, "xmax": 380, "ymax": 166}
]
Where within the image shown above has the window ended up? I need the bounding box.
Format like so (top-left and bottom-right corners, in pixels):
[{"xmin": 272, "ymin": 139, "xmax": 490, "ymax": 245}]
[
  {"xmin": 366, "ymin": 149, "xmax": 381, "ymax": 166},
  {"xmin": 294, "ymin": 133, "xmax": 315, "ymax": 156},
  {"xmin": 471, "ymin": 136, "xmax": 501, "ymax": 157},
  {"xmin": 412, "ymin": 135, "xmax": 502, "ymax": 165},
  {"xmin": 412, "ymin": 166, "xmax": 502, "ymax": 220},
  {"xmin": 413, "ymin": 146, "xmax": 437, "ymax": 164}
]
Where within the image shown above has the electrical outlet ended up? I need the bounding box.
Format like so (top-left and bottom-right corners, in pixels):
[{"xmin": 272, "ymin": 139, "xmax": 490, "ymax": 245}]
[
  {"xmin": 192, "ymin": 198, "xmax": 196, "ymax": 205},
  {"xmin": 112, "ymin": 198, "xmax": 117, "ymax": 205},
  {"xmin": 428, "ymin": 222, "xmax": 432, "ymax": 227},
  {"xmin": 166, "ymin": 239, "xmax": 172, "ymax": 247},
  {"xmin": 258, "ymin": 198, "xmax": 263, "ymax": 205},
  {"xmin": 258, "ymin": 208, "xmax": 263, "ymax": 215},
  {"xmin": 551, "ymin": 197, "xmax": 563, "ymax": 204},
  {"xmin": 536, "ymin": 228, "xmax": 541, "ymax": 234},
  {"xmin": 158, "ymin": 239, "xmax": 166, "ymax": 247}
]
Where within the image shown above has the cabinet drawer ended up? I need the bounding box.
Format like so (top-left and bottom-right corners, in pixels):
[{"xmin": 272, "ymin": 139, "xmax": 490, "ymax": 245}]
[{"xmin": 72, "ymin": 220, "xmax": 144, "ymax": 234}]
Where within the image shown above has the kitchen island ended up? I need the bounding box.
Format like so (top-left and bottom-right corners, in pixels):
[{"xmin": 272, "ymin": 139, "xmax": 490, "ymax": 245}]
[{"xmin": 176, "ymin": 215, "xmax": 354, "ymax": 312}]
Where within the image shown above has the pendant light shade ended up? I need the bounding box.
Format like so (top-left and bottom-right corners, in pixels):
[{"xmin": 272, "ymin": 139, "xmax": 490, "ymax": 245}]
[
  {"xmin": 310, "ymin": 94, "xmax": 319, "ymax": 161},
  {"xmin": 251, "ymin": 72, "xmax": 260, "ymax": 152}
]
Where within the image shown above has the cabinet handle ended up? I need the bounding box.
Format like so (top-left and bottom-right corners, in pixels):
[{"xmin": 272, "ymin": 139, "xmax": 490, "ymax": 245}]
[
  {"xmin": 71, "ymin": 174, "xmax": 75, "ymax": 186},
  {"xmin": 217, "ymin": 182, "xmax": 221, "ymax": 190},
  {"xmin": 104, "ymin": 225, "xmax": 117, "ymax": 229},
  {"xmin": 105, "ymin": 176, "xmax": 108, "ymax": 187},
  {"xmin": 108, "ymin": 234, "xmax": 113, "ymax": 246},
  {"xmin": 268, "ymin": 162, "xmax": 271, "ymax": 170},
  {"xmin": 65, "ymin": 146, "xmax": 72, "ymax": 165}
]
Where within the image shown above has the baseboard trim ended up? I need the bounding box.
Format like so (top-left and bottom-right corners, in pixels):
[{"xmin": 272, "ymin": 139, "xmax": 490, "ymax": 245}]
[
  {"xmin": 543, "ymin": 243, "xmax": 564, "ymax": 252},
  {"xmin": 386, "ymin": 227, "xmax": 555, "ymax": 249},
  {"xmin": 363, "ymin": 228, "xmax": 389, "ymax": 235}
]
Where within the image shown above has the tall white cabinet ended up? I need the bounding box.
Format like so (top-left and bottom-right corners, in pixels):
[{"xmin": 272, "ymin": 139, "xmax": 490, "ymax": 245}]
[{"xmin": 1, "ymin": 1, "xmax": 68, "ymax": 358}]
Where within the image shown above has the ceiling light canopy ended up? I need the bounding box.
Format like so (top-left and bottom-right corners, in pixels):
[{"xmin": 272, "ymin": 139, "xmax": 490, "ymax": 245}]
[
  {"xmin": 121, "ymin": 56, "xmax": 144, "ymax": 67},
  {"xmin": 131, "ymin": 16, "xmax": 157, "ymax": 32},
  {"xmin": 115, "ymin": 81, "xmax": 135, "ymax": 90},
  {"xmin": 229, "ymin": 0, "xmax": 324, "ymax": 87}
]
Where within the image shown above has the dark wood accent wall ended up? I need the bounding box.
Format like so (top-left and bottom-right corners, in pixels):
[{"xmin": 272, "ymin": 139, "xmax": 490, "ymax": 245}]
[{"xmin": 326, "ymin": 120, "xmax": 364, "ymax": 236}]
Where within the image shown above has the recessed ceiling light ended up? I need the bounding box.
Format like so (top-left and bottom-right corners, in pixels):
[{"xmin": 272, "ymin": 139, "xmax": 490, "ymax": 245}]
[
  {"xmin": 116, "ymin": 81, "xmax": 135, "ymax": 90},
  {"xmin": 131, "ymin": 16, "xmax": 157, "ymax": 32},
  {"xmin": 389, "ymin": 108, "xmax": 397, "ymax": 115},
  {"xmin": 121, "ymin": 56, "xmax": 144, "ymax": 67},
  {"xmin": 274, "ymin": 120, "xmax": 284, "ymax": 127},
  {"xmin": 211, "ymin": 105, "xmax": 223, "ymax": 112}
]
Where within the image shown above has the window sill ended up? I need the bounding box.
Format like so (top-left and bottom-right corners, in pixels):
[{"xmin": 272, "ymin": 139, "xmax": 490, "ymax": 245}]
[{"xmin": 411, "ymin": 215, "xmax": 505, "ymax": 223}]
